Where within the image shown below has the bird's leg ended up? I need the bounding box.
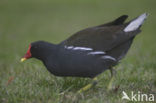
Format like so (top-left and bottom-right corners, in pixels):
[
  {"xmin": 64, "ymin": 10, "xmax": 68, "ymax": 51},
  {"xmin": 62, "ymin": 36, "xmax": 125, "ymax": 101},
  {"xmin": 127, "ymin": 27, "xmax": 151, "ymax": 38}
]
[
  {"xmin": 78, "ymin": 77, "xmax": 98, "ymax": 93},
  {"xmin": 107, "ymin": 68, "xmax": 116, "ymax": 90}
]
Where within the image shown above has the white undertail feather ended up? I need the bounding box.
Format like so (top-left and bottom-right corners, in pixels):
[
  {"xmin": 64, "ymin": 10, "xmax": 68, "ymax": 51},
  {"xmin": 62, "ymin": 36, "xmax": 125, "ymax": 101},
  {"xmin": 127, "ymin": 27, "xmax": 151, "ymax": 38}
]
[{"xmin": 124, "ymin": 13, "xmax": 147, "ymax": 32}]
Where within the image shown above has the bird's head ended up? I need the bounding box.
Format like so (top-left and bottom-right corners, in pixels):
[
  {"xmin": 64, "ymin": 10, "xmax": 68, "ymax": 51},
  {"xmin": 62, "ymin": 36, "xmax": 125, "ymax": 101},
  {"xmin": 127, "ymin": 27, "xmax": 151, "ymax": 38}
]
[{"xmin": 21, "ymin": 41, "xmax": 56, "ymax": 62}]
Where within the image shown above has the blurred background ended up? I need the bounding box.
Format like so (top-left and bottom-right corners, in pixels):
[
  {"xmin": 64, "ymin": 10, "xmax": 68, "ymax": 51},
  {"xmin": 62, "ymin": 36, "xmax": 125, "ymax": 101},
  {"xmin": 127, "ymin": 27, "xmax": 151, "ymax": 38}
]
[{"xmin": 0, "ymin": 0, "xmax": 155, "ymax": 103}]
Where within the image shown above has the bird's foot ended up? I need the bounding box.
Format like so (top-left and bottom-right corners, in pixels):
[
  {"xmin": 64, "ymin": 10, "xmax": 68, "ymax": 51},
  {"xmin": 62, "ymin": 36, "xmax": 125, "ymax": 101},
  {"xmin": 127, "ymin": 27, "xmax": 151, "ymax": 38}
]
[
  {"xmin": 77, "ymin": 77, "xmax": 98, "ymax": 93},
  {"xmin": 78, "ymin": 83, "xmax": 93, "ymax": 93}
]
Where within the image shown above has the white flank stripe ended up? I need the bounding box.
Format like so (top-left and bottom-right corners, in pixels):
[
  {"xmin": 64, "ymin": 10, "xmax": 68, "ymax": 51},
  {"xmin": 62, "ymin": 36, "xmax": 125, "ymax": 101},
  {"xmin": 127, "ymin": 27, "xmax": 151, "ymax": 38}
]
[
  {"xmin": 87, "ymin": 51, "xmax": 105, "ymax": 55},
  {"xmin": 73, "ymin": 47, "xmax": 93, "ymax": 50},
  {"xmin": 65, "ymin": 46, "xmax": 93, "ymax": 51},
  {"xmin": 102, "ymin": 55, "xmax": 116, "ymax": 61},
  {"xmin": 66, "ymin": 46, "xmax": 74, "ymax": 49},
  {"xmin": 124, "ymin": 13, "xmax": 147, "ymax": 32}
]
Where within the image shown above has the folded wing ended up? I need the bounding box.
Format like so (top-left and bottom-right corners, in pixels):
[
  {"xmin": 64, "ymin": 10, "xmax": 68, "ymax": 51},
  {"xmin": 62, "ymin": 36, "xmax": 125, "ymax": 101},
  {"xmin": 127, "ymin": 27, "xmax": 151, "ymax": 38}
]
[{"xmin": 63, "ymin": 13, "xmax": 147, "ymax": 53}]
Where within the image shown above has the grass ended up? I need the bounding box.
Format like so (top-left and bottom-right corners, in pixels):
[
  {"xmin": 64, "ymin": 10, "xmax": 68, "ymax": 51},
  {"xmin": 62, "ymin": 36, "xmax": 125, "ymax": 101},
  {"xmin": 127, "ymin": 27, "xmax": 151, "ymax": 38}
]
[{"xmin": 0, "ymin": 0, "xmax": 156, "ymax": 103}]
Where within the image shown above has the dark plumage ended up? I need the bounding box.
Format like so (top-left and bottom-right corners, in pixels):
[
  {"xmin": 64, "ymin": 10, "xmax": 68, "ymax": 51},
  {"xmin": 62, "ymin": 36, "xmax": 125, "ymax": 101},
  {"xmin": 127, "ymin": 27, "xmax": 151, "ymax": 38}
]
[{"xmin": 21, "ymin": 13, "xmax": 147, "ymax": 78}]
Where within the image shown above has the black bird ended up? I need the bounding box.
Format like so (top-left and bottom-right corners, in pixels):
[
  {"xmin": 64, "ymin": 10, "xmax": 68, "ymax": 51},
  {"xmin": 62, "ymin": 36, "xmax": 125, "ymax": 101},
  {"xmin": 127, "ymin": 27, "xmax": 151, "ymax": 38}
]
[{"xmin": 21, "ymin": 13, "xmax": 147, "ymax": 92}]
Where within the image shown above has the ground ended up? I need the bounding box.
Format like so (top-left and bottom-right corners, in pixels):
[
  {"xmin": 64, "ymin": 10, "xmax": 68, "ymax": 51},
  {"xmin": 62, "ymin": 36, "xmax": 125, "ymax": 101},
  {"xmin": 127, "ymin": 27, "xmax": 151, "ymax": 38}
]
[{"xmin": 0, "ymin": 0, "xmax": 156, "ymax": 103}]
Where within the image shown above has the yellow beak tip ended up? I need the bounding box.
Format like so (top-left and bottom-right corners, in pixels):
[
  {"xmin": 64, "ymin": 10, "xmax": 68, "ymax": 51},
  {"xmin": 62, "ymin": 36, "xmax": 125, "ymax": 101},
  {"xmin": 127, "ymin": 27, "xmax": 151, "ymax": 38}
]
[{"xmin": 21, "ymin": 58, "xmax": 26, "ymax": 62}]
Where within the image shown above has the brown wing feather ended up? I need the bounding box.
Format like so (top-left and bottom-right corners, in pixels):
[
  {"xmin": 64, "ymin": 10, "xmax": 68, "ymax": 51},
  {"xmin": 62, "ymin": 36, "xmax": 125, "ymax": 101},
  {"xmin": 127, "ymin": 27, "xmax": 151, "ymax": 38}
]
[
  {"xmin": 63, "ymin": 24, "xmax": 140, "ymax": 52},
  {"xmin": 62, "ymin": 14, "xmax": 142, "ymax": 51}
]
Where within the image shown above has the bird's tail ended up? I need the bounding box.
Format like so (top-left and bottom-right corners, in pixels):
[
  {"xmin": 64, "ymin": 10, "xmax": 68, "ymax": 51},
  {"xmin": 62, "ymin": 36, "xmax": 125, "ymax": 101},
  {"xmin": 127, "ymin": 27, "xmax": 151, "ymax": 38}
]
[{"xmin": 124, "ymin": 13, "xmax": 148, "ymax": 32}]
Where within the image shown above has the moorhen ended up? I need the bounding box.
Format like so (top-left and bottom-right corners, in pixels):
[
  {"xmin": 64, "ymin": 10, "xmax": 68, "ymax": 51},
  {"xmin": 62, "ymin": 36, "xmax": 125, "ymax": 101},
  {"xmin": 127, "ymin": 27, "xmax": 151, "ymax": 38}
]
[{"xmin": 21, "ymin": 13, "xmax": 147, "ymax": 92}]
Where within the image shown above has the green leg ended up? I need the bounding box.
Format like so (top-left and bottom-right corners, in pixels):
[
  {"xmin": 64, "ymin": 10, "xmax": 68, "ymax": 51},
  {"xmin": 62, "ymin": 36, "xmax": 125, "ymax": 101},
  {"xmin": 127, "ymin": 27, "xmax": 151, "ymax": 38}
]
[
  {"xmin": 78, "ymin": 77, "xmax": 98, "ymax": 93},
  {"xmin": 107, "ymin": 68, "xmax": 116, "ymax": 90}
]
